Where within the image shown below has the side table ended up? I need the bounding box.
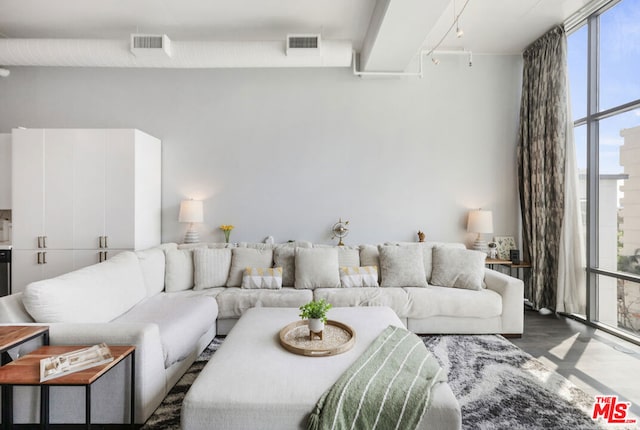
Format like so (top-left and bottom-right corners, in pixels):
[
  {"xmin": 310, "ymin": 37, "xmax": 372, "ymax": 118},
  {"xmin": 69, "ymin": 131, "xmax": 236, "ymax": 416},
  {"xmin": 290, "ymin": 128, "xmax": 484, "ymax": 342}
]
[
  {"xmin": 1, "ymin": 325, "xmax": 50, "ymax": 430},
  {"xmin": 0, "ymin": 345, "xmax": 135, "ymax": 429}
]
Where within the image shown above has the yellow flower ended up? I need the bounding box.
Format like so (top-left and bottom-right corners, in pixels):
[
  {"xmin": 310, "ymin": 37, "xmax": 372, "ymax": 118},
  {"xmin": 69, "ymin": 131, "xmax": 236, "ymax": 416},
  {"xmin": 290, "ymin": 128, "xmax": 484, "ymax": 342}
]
[{"xmin": 219, "ymin": 224, "xmax": 234, "ymax": 231}]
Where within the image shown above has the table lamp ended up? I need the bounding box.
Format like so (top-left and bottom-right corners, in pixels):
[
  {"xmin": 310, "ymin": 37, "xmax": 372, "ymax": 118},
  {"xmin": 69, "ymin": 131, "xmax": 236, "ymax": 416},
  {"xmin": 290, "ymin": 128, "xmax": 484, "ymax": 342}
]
[
  {"xmin": 467, "ymin": 209, "xmax": 493, "ymax": 252},
  {"xmin": 179, "ymin": 199, "xmax": 203, "ymax": 244}
]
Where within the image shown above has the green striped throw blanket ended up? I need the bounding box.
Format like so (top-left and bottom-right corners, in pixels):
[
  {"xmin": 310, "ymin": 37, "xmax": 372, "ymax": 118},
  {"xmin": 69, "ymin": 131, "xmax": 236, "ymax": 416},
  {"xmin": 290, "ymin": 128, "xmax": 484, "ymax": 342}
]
[{"xmin": 308, "ymin": 325, "xmax": 445, "ymax": 430}]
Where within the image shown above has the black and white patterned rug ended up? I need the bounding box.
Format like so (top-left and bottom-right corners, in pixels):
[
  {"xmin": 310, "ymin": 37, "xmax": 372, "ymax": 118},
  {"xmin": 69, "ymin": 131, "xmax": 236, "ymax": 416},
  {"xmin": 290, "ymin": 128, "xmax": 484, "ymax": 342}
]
[{"xmin": 142, "ymin": 335, "xmax": 614, "ymax": 430}]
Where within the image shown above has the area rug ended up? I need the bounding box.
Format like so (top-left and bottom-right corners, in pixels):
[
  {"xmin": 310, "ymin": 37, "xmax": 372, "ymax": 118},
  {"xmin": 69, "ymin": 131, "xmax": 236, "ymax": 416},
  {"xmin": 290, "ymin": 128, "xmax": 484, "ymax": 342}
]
[{"xmin": 142, "ymin": 335, "xmax": 612, "ymax": 430}]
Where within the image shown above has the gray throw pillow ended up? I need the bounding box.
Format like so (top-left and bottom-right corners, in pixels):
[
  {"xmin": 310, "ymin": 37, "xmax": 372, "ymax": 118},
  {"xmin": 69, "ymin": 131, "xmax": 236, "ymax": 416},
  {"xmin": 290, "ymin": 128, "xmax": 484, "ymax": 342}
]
[
  {"xmin": 430, "ymin": 247, "xmax": 486, "ymax": 290},
  {"xmin": 294, "ymin": 248, "xmax": 340, "ymax": 289},
  {"xmin": 193, "ymin": 248, "xmax": 232, "ymax": 290},
  {"xmin": 226, "ymin": 248, "xmax": 274, "ymax": 287},
  {"xmin": 274, "ymin": 247, "xmax": 296, "ymax": 287},
  {"xmin": 378, "ymin": 245, "xmax": 428, "ymax": 288}
]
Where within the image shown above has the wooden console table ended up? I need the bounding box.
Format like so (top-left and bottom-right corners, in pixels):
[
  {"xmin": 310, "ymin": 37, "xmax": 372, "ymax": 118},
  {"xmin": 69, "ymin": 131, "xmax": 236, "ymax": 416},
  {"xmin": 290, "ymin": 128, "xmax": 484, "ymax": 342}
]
[{"xmin": 0, "ymin": 345, "xmax": 135, "ymax": 429}]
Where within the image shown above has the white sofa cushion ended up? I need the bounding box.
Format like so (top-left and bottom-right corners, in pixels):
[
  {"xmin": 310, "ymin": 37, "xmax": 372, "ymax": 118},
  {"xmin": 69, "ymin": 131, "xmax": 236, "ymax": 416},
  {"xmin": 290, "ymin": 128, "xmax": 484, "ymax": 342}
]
[
  {"xmin": 114, "ymin": 293, "xmax": 218, "ymax": 368},
  {"xmin": 404, "ymin": 286, "xmax": 502, "ymax": 319},
  {"xmin": 313, "ymin": 288, "xmax": 411, "ymax": 318},
  {"xmin": 378, "ymin": 245, "xmax": 428, "ymax": 288},
  {"xmin": 215, "ymin": 287, "xmax": 313, "ymax": 319},
  {"xmin": 22, "ymin": 251, "xmax": 146, "ymax": 323},
  {"xmin": 193, "ymin": 248, "xmax": 232, "ymax": 290},
  {"xmin": 136, "ymin": 247, "xmax": 166, "ymax": 297},
  {"xmin": 227, "ymin": 248, "xmax": 274, "ymax": 287},
  {"xmin": 294, "ymin": 247, "xmax": 340, "ymax": 289},
  {"xmin": 0, "ymin": 293, "xmax": 35, "ymax": 323},
  {"xmin": 430, "ymin": 247, "xmax": 486, "ymax": 290},
  {"xmin": 165, "ymin": 249, "xmax": 194, "ymax": 292}
]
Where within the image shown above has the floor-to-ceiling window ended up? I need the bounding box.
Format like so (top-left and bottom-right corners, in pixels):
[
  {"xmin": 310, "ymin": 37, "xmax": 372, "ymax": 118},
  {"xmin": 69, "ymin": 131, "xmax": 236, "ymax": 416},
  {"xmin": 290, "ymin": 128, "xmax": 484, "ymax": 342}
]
[{"xmin": 567, "ymin": 0, "xmax": 640, "ymax": 339}]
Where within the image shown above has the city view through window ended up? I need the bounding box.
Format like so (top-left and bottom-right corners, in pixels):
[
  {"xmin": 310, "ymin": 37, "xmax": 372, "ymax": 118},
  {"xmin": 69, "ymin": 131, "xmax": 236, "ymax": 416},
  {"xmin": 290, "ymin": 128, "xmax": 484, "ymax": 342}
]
[{"xmin": 568, "ymin": 0, "xmax": 640, "ymax": 336}]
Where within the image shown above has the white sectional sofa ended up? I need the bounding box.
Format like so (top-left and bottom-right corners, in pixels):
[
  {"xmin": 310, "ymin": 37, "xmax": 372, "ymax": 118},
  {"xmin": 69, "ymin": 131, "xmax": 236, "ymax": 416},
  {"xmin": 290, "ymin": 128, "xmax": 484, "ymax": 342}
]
[{"xmin": 0, "ymin": 240, "xmax": 523, "ymax": 425}]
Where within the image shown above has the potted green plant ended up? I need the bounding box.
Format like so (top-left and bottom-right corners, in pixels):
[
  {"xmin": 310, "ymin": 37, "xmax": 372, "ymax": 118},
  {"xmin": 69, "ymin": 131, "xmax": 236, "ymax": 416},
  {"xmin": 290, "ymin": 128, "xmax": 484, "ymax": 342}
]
[{"xmin": 299, "ymin": 299, "xmax": 332, "ymax": 333}]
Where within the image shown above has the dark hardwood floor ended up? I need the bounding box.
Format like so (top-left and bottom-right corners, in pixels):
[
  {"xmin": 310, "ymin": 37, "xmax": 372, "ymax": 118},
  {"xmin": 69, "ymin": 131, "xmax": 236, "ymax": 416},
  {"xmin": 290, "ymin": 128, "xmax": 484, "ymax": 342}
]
[{"xmin": 511, "ymin": 309, "xmax": 640, "ymax": 417}]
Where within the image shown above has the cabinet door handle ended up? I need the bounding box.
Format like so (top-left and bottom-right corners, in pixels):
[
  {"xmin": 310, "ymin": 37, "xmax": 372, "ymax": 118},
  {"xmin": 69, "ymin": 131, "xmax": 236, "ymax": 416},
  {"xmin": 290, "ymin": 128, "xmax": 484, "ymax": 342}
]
[
  {"xmin": 99, "ymin": 251, "xmax": 103, "ymax": 263},
  {"xmin": 43, "ymin": 236, "xmax": 47, "ymax": 248},
  {"xmin": 37, "ymin": 252, "xmax": 41, "ymax": 264},
  {"xmin": 37, "ymin": 236, "xmax": 42, "ymax": 248},
  {"xmin": 104, "ymin": 236, "xmax": 108, "ymax": 248},
  {"xmin": 104, "ymin": 251, "xmax": 108, "ymax": 261},
  {"xmin": 98, "ymin": 236, "xmax": 103, "ymax": 249},
  {"xmin": 42, "ymin": 252, "xmax": 47, "ymax": 264}
]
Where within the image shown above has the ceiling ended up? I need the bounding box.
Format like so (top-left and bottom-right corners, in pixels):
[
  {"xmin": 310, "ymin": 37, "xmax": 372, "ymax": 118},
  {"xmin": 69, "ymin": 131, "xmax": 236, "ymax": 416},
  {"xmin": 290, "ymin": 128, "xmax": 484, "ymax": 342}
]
[{"xmin": 0, "ymin": 0, "xmax": 593, "ymax": 70}]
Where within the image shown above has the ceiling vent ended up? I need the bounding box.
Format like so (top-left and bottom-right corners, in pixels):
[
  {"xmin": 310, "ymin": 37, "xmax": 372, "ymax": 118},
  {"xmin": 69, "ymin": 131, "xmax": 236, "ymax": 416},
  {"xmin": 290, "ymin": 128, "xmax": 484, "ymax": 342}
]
[
  {"xmin": 286, "ymin": 34, "xmax": 321, "ymax": 56},
  {"xmin": 130, "ymin": 34, "xmax": 172, "ymax": 58}
]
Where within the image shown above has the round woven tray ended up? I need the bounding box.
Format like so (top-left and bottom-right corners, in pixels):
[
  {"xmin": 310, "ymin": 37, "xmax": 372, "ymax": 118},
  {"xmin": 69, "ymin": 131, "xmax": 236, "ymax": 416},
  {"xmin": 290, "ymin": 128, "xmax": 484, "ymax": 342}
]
[{"xmin": 279, "ymin": 320, "xmax": 356, "ymax": 357}]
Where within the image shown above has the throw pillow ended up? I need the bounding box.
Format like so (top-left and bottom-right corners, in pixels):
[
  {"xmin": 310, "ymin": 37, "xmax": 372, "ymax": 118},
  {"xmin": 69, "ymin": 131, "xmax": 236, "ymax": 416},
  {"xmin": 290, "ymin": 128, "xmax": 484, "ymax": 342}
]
[
  {"xmin": 338, "ymin": 246, "xmax": 360, "ymax": 268},
  {"xmin": 339, "ymin": 266, "xmax": 379, "ymax": 288},
  {"xmin": 227, "ymin": 248, "xmax": 274, "ymax": 287},
  {"xmin": 241, "ymin": 267, "xmax": 283, "ymax": 289},
  {"xmin": 294, "ymin": 248, "xmax": 340, "ymax": 289},
  {"xmin": 164, "ymin": 249, "xmax": 194, "ymax": 292},
  {"xmin": 430, "ymin": 247, "xmax": 486, "ymax": 290},
  {"xmin": 359, "ymin": 244, "xmax": 381, "ymax": 282},
  {"xmin": 378, "ymin": 245, "xmax": 428, "ymax": 288},
  {"xmin": 193, "ymin": 248, "xmax": 232, "ymax": 290},
  {"xmin": 274, "ymin": 246, "xmax": 296, "ymax": 287}
]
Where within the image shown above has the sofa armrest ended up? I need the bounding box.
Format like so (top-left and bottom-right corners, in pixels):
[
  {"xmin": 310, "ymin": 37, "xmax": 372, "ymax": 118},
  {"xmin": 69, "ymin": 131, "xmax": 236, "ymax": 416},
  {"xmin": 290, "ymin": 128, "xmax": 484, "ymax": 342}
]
[
  {"xmin": 48, "ymin": 322, "xmax": 167, "ymax": 423},
  {"xmin": 484, "ymin": 269, "xmax": 524, "ymax": 334}
]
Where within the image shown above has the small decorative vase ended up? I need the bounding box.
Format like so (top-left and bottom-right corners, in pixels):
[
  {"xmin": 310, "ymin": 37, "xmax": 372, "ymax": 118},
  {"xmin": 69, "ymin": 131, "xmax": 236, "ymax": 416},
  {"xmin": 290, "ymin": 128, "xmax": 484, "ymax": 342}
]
[
  {"xmin": 223, "ymin": 230, "xmax": 231, "ymax": 244},
  {"xmin": 308, "ymin": 318, "xmax": 324, "ymax": 333}
]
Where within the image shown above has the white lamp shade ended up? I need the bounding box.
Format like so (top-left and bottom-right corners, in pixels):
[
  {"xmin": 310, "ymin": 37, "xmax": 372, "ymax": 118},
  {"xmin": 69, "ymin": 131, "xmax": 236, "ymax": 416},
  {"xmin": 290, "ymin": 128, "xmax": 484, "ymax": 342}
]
[
  {"xmin": 179, "ymin": 200, "xmax": 204, "ymax": 223},
  {"xmin": 467, "ymin": 210, "xmax": 493, "ymax": 234}
]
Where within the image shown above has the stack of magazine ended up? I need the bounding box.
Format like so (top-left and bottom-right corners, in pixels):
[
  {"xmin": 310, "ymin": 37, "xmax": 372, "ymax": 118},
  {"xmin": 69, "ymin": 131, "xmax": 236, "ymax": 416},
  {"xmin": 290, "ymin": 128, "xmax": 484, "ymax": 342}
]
[{"xmin": 40, "ymin": 343, "xmax": 114, "ymax": 382}]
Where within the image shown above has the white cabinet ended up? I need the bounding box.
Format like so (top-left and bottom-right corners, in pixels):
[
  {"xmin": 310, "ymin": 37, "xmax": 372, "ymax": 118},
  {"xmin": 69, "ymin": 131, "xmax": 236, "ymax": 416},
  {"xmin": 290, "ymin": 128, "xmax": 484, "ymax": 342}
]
[
  {"xmin": 11, "ymin": 128, "xmax": 161, "ymax": 292},
  {"xmin": 0, "ymin": 133, "xmax": 11, "ymax": 209}
]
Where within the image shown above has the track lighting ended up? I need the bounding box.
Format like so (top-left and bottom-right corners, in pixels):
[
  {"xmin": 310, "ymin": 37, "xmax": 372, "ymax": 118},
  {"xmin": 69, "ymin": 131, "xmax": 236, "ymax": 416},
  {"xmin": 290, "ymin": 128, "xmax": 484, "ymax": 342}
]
[
  {"xmin": 468, "ymin": 51, "xmax": 473, "ymax": 67},
  {"xmin": 456, "ymin": 26, "xmax": 464, "ymax": 38},
  {"xmin": 431, "ymin": 55, "xmax": 440, "ymax": 65},
  {"xmin": 454, "ymin": 0, "xmax": 464, "ymax": 38}
]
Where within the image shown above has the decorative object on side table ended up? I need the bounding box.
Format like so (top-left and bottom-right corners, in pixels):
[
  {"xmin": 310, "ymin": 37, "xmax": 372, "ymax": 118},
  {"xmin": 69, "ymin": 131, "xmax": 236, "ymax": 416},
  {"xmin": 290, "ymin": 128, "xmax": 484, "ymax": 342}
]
[
  {"xmin": 467, "ymin": 209, "xmax": 493, "ymax": 252},
  {"xmin": 331, "ymin": 218, "xmax": 349, "ymax": 246},
  {"xmin": 179, "ymin": 199, "xmax": 204, "ymax": 244},
  {"xmin": 487, "ymin": 242, "xmax": 498, "ymax": 259},
  {"xmin": 299, "ymin": 299, "xmax": 332, "ymax": 339},
  {"xmin": 509, "ymin": 249, "xmax": 521, "ymax": 264},
  {"xmin": 219, "ymin": 224, "xmax": 234, "ymax": 244},
  {"xmin": 417, "ymin": 230, "xmax": 425, "ymax": 242},
  {"xmin": 494, "ymin": 236, "xmax": 516, "ymax": 260}
]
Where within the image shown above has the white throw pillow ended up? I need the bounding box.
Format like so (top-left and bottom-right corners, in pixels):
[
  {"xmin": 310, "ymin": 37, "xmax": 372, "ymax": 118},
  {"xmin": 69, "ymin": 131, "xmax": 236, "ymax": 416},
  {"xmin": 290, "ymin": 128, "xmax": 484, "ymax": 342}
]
[
  {"xmin": 241, "ymin": 267, "xmax": 283, "ymax": 289},
  {"xmin": 338, "ymin": 246, "xmax": 360, "ymax": 268},
  {"xmin": 359, "ymin": 244, "xmax": 381, "ymax": 282},
  {"xmin": 274, "ymin": 247, "xmax": 296, "ymax": 287},
  {"xmin": 339, "ymin": 266, "xmax": 379, "ymax": 288},
  {"xmin": 430, "ymin": 247, "xmax": 486, "ymax": 290},
  {"xmin": 378, "ymin": 245, "xmax": 428, "ymax": 288},
  {"xmin": 294, "ymin": 248, "xmax": 340, "ymax": 289},
  {"xmin": 193, "ymin": 248, "xmax": 232, "ymax": 290},
  {"xmin": 227, "ymin": 248, "xmax": 274, "ymax": 287},
  {"xmin": 136, "ymin": 247, "xmax": 166, "ymax": 297},
  {"xmin": 165, "ymin": 249, "xmax": 194, "ymax": 292}
]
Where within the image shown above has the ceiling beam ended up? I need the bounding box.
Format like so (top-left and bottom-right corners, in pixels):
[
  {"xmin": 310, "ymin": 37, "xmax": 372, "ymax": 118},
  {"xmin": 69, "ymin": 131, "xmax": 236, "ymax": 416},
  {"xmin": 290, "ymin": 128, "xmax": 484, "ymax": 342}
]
[{"xmin": 360, "ymin": 0, "xmax": 450, "ymax": 72}]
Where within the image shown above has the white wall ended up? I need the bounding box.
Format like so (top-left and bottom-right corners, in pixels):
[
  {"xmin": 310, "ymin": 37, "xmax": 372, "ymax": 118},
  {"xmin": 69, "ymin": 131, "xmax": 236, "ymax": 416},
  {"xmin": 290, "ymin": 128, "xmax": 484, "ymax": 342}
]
[{"xmin": 0, "ymin": 54, "xmax": 523, "ymax": 245}]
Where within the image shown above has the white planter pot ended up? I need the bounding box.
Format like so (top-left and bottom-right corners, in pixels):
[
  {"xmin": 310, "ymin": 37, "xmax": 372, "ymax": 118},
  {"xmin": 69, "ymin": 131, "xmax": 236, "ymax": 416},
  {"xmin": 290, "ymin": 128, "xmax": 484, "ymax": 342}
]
[{"xmin": 308, "ymin": 318, "xmax": 324, "ymax": 333}]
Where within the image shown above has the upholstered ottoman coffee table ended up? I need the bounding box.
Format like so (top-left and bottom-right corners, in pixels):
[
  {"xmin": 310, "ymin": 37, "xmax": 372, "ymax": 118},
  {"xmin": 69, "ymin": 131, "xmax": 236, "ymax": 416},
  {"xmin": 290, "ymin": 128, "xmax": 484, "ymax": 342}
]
[{"xmin": 181, "ymin": 307, "xmax": 461, "ymax": 430}]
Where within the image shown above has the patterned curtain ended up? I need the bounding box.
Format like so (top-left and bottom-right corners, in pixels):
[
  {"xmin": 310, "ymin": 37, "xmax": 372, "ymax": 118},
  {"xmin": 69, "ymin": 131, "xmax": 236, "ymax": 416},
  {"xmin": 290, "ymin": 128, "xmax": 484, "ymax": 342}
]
[{"xmin": 517, "ymin": 26, "xmax": 567, "ymax": 311}]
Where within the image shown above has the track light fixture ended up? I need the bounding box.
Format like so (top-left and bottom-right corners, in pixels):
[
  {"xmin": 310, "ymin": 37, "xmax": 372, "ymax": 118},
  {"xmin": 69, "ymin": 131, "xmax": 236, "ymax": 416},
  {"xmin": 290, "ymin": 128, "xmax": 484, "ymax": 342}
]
[
  {"xmin": 431, "ymin": 55, "xmax": 440, "ymax": 65},
  {"xmin": 468, "ymin": 51, "xmax": 473, "ymax": 67}
]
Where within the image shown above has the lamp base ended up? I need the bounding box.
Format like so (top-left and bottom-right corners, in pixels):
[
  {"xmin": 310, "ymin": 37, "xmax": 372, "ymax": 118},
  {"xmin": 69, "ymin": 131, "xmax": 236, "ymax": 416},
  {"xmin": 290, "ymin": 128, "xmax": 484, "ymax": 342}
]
[
  {"xmin": 183, "ymin": 230, "xmax": 200, "ymax": 244},
  {"xmin": 472, "ymin": 238, "xmax": 488, "ymax": 253}
]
